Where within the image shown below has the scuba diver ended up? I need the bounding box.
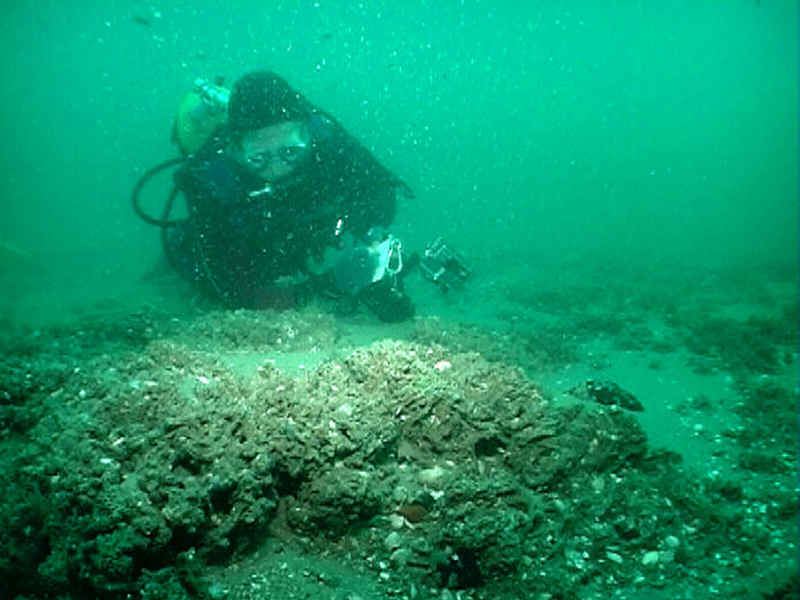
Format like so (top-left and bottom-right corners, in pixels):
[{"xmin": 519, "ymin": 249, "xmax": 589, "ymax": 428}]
[{"xmin": 133, "ymin": 71, "xmax": 469, "ymax": 321}]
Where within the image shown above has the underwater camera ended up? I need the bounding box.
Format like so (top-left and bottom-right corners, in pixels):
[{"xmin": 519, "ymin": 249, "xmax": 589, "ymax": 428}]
[{"xmin": 419, "ymin": 237, "xmax": 470, "ymax": 292}]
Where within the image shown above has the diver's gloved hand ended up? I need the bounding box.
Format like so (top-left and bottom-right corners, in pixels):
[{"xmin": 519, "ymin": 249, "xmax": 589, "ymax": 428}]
[
  {"xmin": 332, "ymin": 233, "xmax": 404, "ymax": 296},
  {"xmin": 359, "ymin": 276, "xmax": 415, "ymax": 322},
  {"xmin": 326, "ymin": 231, "xmax": 415, "ymax": 321}
]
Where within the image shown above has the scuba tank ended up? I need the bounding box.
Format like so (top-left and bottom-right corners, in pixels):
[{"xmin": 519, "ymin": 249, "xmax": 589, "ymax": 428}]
[
  {"xmin": 172, "ymin": 77, "xmax": 230, "ymax": 155},
  {"xmin": 133, "ymin": 76, "xmax": 231, "ymax": 274},
  {"xmin": 134, "ymin": 76, "xmax": 231, "ymax": 228}
]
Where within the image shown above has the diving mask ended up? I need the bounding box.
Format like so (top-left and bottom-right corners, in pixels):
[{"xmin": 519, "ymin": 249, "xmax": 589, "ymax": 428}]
[{"xmin": 238, "ymin": 120, "xmax": 312, "ymax": 180}]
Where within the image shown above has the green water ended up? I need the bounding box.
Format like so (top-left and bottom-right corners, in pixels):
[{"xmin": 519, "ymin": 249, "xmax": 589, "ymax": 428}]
[
  {"xmin": 0, "ymin": 1, "xmax": 796, "ymax": 322},
  {"xmin": 0, "ymin": 2, "xmax": 798, "ymax": 599}
]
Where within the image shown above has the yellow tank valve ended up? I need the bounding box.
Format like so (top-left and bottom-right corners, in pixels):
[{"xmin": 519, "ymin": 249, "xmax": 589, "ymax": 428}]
[{"xmin": 173, "ymin": 78, "xmax": 230, "ymax": 155}]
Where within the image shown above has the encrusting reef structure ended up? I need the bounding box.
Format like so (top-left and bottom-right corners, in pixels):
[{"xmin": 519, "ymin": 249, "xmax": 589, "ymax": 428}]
[{"xmin": 0, "ymin": 308, "xmax": 796, "ymax": 599}]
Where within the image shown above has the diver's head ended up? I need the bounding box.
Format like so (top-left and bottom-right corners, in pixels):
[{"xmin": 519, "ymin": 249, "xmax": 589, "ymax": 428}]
[
  {"xmin": 228, "ymin": 71, "xmax": 313, "ymax": 181},
  {"xmin": 236, "ymin": 120, "xmax": 311, "ymax": 181}
]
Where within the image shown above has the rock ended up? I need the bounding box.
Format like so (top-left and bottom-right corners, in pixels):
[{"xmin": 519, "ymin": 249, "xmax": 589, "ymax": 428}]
[
  {"xmin": 385, "ymin": 531, "xmax": 402, "ymax": 551},
  {"xmin": 571, "ymin": 379, "xmax": 644, "ymax": 412},
  {"xmin": 419, "ymin": 465, "xmax": 446, "ymax": 485},
  {"xmin": 641, "ymin": 550, "xmax": 660, "ymax": 566}
]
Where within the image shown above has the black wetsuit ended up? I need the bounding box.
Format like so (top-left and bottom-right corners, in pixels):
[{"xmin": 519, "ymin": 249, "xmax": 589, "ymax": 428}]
[{"xmin": 167, "ymin": 112, "xmax": 415, "ymax": 319}]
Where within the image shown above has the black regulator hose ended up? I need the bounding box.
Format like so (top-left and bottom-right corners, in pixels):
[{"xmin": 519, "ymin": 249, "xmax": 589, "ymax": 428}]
[
  {"xmin": 131, "ymin": 156, "xmax": 190, "ymax": 274},
  {"xmin": 131, "ymin": 157, "xmax": 186, "ymax": 227}
]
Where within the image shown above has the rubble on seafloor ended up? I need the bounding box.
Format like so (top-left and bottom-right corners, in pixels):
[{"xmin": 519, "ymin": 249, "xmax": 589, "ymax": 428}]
[{"xmin": 0, "ymin": 308, "xmax": 796, "ymax": 599}]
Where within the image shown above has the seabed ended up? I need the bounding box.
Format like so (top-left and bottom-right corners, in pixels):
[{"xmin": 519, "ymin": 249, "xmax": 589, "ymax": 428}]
[{"xmin": 1, "ymin": 261, "xmax": 797, "ymax": 600}]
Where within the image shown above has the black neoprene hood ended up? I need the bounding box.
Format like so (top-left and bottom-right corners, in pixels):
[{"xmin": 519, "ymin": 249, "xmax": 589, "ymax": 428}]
[{"xmin": 227, "ymin": 71, "xmax": 311, "ymax": 137}]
